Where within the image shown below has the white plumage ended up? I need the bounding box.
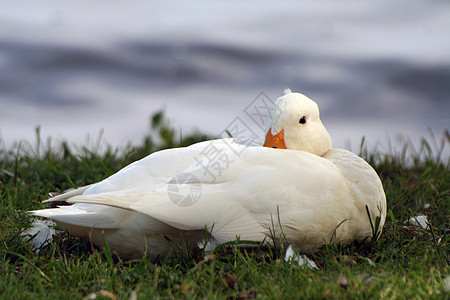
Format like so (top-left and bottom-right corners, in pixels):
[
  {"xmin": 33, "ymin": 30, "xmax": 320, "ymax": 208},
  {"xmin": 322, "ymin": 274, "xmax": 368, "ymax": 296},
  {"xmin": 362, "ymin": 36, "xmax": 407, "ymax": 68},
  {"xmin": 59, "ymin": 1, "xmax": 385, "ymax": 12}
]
[{"xmin": 31, "ymin": 92, "xmax": 386, "ymax": 260}]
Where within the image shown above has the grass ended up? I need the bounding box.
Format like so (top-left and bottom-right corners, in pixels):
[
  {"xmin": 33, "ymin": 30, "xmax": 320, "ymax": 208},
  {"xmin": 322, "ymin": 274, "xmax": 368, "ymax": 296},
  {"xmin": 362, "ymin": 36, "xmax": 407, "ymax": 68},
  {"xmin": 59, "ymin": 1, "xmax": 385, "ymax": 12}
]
[{"xmin": 0, "ymin": 113, "xmax": 448, "ymax": 299}]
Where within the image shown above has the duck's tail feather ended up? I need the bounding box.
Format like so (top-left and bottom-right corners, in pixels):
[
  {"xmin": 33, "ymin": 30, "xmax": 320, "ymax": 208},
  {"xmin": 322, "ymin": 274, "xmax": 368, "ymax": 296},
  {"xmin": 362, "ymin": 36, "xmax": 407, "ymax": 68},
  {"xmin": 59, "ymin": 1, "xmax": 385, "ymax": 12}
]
[
  {"xmin": 30, "ymin": 205, "xmax": 120, "ymax": 229},
  {"xmin": 42, "ymin": 184, "xmax": 93, "ymax": 203}
]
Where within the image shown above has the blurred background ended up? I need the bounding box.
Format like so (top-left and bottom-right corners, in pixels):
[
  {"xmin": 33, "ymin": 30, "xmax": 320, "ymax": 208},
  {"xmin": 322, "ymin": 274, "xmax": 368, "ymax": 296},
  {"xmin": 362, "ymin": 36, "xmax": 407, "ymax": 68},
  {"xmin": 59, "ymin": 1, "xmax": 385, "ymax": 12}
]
[{"xmin": 1, "ymin": 0, "xmax": 449, "ymax": 157}]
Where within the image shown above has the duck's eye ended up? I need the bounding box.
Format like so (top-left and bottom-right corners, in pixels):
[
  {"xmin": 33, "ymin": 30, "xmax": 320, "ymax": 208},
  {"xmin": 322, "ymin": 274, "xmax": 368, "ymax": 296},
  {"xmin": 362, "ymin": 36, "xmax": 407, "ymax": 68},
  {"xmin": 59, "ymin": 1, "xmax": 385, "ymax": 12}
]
[{"xmin": 299, "ymin": 116, "xmax": 306, "ymax": 124}]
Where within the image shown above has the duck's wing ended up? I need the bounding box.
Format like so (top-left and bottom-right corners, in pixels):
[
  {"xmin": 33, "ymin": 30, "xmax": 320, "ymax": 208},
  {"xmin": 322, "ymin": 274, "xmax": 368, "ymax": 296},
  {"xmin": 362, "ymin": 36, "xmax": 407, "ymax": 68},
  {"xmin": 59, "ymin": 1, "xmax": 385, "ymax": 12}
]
[
  {"xmin": 63, "ymin": 147, "xmax": 349, "ymax": 244},
  {"xmin": 43, "ymin": 138, "xmax": 244, "ymax": 202},
  {"xmin": 35, "ymin": 138, "xmax": 258, "ymax": 236}
]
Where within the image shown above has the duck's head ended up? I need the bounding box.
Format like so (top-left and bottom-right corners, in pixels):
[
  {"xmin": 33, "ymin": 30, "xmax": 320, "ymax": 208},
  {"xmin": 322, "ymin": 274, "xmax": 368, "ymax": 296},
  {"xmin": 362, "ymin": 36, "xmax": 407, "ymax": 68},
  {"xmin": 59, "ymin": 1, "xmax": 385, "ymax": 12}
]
[{"xmin": 264, "ymin": 91, "xmax": 332, "ymax": 156}]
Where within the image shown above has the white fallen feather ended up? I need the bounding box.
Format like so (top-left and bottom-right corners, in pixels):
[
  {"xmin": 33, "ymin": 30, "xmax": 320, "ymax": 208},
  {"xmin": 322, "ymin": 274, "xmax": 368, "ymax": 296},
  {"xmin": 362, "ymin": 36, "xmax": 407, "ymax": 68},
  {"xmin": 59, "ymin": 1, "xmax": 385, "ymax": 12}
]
[
  {"xmin": 407, "ymin": 215, "xmax": 430, "ymax": 230},
  {"xmin": 197, "ymin": 238, "xmax": 219, "ymax": 253},
  {"xmin": 444, "ymin": 275, "xmax": 450, "ymax": 292},
  {"xmin": 21, "ymin": 219, "xmax": 59, "ymax": 248},
  {"xmin": 284, "ymin": 245, "xmax": 318, "ymax": 269},
  {"xmin": 365, "ymin": 257, "xmax": 376, "ymax": 266}
]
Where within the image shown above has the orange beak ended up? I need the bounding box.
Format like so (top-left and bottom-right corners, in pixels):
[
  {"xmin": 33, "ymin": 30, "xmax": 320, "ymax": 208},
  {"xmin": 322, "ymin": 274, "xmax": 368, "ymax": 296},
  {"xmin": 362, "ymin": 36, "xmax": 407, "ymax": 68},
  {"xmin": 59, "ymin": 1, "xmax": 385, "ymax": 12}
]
[{"xmin": 263, "ymin": 129, "xmax": 286, "ymax": 149}]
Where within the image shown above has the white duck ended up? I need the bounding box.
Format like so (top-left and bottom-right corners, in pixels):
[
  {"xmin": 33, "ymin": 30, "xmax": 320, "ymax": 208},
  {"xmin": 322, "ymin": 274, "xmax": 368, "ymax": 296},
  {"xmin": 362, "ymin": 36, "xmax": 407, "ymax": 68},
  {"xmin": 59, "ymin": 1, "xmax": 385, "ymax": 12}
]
[{"xmin": 31, "ymin": 91, "xmax": 386, "ymax": 260}]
